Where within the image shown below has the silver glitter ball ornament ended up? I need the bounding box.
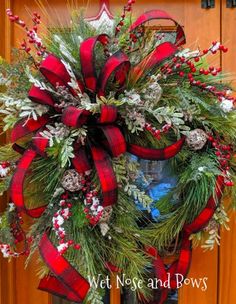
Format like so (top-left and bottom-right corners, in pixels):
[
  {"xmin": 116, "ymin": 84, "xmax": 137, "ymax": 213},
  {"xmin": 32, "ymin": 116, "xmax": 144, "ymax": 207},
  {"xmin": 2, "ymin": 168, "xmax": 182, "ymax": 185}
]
[
  {"xmin": 61, "ymin": 169, "xmax": 84, "ymax": 192},
  {"xmin": 186, "ymin": 129, "xmax": 208, "ymax": 151}
]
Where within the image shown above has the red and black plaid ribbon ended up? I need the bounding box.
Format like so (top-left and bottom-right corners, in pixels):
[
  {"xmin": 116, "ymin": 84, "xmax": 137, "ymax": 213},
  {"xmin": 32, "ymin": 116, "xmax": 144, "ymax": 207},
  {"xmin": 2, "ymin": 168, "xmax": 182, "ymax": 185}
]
[
  {"xmin": 39, "ymin": 232, "xmax": 90, "ymax": 303},
  {"xmin": 145, "ymin": 175, "xmax": 224, "ymax": 303}
]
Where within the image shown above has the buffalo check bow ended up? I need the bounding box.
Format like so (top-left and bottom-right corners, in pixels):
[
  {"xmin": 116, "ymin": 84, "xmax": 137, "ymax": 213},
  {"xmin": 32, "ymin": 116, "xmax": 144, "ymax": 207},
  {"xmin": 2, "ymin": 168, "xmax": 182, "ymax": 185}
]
[{"xmin": 8, "ymin": 9, "xmax": 217, "ymax": 304}]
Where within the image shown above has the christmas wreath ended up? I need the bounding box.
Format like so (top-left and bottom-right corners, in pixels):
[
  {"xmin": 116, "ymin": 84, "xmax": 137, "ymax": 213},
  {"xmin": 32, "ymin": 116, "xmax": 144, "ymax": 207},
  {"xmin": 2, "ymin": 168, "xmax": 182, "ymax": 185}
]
[{"xmin": 0, "ymin": 1, "xmax": 236, "ymax": 303}]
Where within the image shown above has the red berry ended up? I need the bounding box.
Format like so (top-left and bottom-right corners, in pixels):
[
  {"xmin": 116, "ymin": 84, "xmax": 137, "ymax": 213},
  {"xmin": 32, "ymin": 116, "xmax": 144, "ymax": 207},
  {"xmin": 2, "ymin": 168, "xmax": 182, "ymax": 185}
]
[
  {"xmin": 74, "ymin": 244, "xmax": 81, "ymax": 250},
  {"xmin": 203, "ymin": 49, "xmax": 208, "ymax": 54},
  {"xmin": 179, "ymin": 71, "xmax": 185, "ymax": 77},
  {"xmin": 208, "ymin": 136, "xmax": 214, "ymax": 142},
  {"xmin": 196, "ymin": 80, "xmax": 201, "ymax": 86},
  {"xmin": 219, "ymin": 45, "xmax": 224, "ymax": 51},
  {"xmin": 223, "ymin": 47, "xmax": 228, "ymax": 53},
  {"xmin": 191, "ymin": 67, "xmax": 196, "ymax": 73},
  {"xmin": 225, "ymin": 181, "xmax": 234, "ymax": 187},
  {"xmin": 194, "ymin": 57, "xmax": 200, "ymax": 62},
  {"xmin": 199, "ymin": 68, "xmax": 205, "ymax": 74}
]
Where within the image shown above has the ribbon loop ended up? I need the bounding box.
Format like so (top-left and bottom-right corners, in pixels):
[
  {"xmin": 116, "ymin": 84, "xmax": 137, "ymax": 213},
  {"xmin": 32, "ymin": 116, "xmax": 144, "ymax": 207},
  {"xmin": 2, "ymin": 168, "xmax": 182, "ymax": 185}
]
[
  {"xmin": 129, "ymin": 10, "xmax": 186, "ymax": 46},
  {"xmin": 28, "ymin": 85, "xmax": 55, "ymax": 107},
  {"xmin": 62, "ymin": 106, "xmax": 90, "ymax": 128},
  {"xmin": 80, "ymin": 34, "xmax": 109, "ymax": 92},
  {"xmin": 130, "ymin": 42, "xmax": 177, "ymax": 82},
  {"xmin": 11, "ymin": 115, "xmax": 50, "ymax": 143},
  {"xmin": 10, "ymin": 148, "xmax": 47, "ymax": 218},
  {"xmin": 99, "ymin": 105, "xmax": 117, "ymax": 124},
  {"xmin": 98, "ymin": 51, "xmax": 130, "ymax": 97},
  {"xmin": 40, "ymin": 54, "xmax": 72, "ymax": 88}
]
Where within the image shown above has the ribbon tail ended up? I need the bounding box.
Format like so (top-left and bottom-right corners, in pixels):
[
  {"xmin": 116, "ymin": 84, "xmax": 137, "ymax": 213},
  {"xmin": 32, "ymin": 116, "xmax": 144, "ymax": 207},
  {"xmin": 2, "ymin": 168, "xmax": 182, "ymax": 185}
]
[
  {"xmin": 90, "ymin": 145, "xmax": 118, "ymax": 207},
  {"xmin": 39, "ymin": 232, "xmax": 90, "ymax": 303},
  {"xmin": 128, "ymin": 136, "xmax": 185, "ymax": 160},
  {"xmin": 184, "ymin": 175, "xmax": 224, "ymax": 234},
  {"xmin": 169, "ymin": 234, "xmax": 192, "ymax": 289}
]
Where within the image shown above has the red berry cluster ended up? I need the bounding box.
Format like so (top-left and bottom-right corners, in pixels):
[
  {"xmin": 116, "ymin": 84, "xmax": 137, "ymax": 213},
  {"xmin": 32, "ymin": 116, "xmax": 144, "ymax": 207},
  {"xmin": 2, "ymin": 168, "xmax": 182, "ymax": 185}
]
[
  {"xmin": 208, "ymin": 135, "xmax": 234, "ymax": 187},
  {"xmin": 161, "ymin": 41, "xmax": 236, "ymax": 104},
  {"xmin": 6, "ymin": 9, "xmax": 46, "ymax": 59},
  {"xmin": 115, "ymin": 0, "xmax": 136, "ymax": 35},
  {"xmin": 0, "ymin": 243, "xmax": 18, "ymax": 258},
  {"xmin": 145, "ymin": 123, "xmax": 171, "ymax": 140},
  {"xmin": 84, "ymin": 189, "xmax": 104, "ymax": 226},
  {"xmin": 6, "ymin": 8, "xmax": 25, "ymax": 27},
  {"xmin": 0, "ymin": 161, "xmax": 10, "ymax": 169},
  {"xmin": 52, "ymin": 193, "xmax": 80, "ymax": 255},
  {"xmin": 202, "ymin": 41, "xmax": 228, "ymax": 55}
]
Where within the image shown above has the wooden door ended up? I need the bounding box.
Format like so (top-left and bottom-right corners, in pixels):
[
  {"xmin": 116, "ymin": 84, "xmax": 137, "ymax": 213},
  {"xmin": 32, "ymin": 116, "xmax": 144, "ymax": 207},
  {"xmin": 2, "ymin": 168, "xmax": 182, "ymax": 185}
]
[{"xmin": 0, "ymin": 1, "xmax": 235, "ymax": 304}]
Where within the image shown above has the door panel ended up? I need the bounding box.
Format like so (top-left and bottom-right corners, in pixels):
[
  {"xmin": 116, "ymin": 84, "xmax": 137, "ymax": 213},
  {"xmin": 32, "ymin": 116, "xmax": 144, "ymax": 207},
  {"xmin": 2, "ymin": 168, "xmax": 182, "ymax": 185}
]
[{"xmin": 219, "ymin": 4, "xmax": 236, "ymax": 304}]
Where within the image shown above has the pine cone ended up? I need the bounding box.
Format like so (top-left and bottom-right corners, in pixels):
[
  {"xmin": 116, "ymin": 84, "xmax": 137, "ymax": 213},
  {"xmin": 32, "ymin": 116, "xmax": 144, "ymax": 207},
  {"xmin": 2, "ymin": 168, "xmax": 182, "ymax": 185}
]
[
  {"xmin": 186, "ymin": 129, "xmax": 208, "ymax": 150},
  {"xmin": 61, "ymin": 169, "xmax": 84, "ymax": 192}
]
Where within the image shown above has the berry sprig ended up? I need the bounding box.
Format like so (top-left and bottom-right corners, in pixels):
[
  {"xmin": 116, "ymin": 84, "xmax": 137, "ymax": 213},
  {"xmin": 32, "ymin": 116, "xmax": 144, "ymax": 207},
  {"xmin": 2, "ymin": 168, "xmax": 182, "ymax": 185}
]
[
  {"xmin": 52, "ymin": 193, "xmax": 80, "ymax": 255},
  {"xmin": 0, "ymin": 161, "xmax": 11, "ymax": 178},
  {"xmin": 115, "ymin": 0, "xmax": 136, "ymax": 35},
  {"xmin": 145, "ymin": 122, "xmax": 172, "ymax": 140},
  {"xmin": 0, "ymin": 243, "xmax": 19, "ymax": 258},
  {"xmin": 208, "ymin": 135, "xmax": 234, "ymax": 187},
  {"xmin": 84, "ymin": 189, "xmax": 104, "ymax": 226},
  {"xmin": 161, "ymin": 42, "xmax": 236, "ymax": 105},
  {"xmin": 6, "ymin": 9, "xmax": 47, "ymax": 60}
]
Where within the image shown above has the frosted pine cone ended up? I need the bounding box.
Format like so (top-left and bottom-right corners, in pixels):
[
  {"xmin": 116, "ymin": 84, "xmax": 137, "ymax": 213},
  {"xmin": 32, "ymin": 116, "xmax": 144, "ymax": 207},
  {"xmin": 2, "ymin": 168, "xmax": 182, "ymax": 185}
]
[
  {"xmin": 61, "ymin": 169, "xmax": 84, "ymax": 192},
  {"xmin": 99, "ymin": 222, "xmax": 110, "ymax": 236},
  {"xmin": 186, "ymin": 129, "xmax": 208, "ymax": 150}
]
